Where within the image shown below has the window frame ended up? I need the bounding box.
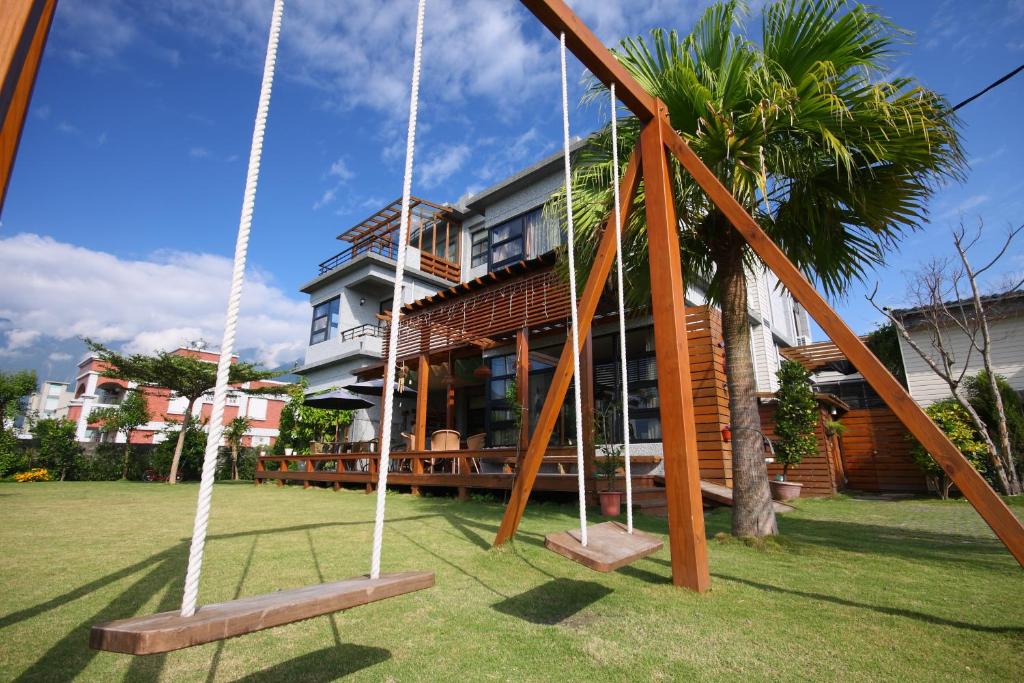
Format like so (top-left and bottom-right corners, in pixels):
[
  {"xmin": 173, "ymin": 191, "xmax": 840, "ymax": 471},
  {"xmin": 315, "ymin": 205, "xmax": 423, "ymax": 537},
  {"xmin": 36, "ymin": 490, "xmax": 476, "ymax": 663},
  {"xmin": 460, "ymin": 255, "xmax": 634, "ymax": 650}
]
[
  {"xmin": 470, "ymin": 230, "xmax": 488, "ymax": 268},
  {"xmin": 488, "ymin": 214, "xmax": 526, "ymax": 270},
  {"xmin": 309, "ymin": 296, "xmax": 341, "ymax": 345}
]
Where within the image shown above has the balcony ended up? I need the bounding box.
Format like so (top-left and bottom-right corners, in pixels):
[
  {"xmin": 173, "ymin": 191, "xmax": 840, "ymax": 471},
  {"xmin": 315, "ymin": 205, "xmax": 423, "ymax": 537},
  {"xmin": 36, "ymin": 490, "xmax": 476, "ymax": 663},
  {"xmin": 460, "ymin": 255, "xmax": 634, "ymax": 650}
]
[{"xmin": 315, "ymin": 197, "xmax": 462, "ymax": 284}]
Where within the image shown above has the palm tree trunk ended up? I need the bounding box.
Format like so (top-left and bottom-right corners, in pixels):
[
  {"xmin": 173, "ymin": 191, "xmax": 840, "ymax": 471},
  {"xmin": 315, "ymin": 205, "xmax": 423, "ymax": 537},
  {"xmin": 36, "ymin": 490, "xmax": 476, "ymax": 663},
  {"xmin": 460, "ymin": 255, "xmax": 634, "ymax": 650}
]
[
  {"xmin": 717, "ymin": 250, "xmax": 778, "ymax": 537},
  {"xmin": 168, "ymin": 398, "xmax": 196, "ymax": 484},
  {"xmin": 231, "ymin": 444, "xmax": 239, "ymax": 481}
]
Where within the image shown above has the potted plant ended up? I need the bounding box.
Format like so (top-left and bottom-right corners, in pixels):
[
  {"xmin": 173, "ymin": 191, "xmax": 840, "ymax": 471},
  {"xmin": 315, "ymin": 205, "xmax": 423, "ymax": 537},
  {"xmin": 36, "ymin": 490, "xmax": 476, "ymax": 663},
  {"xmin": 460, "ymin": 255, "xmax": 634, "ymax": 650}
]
[
  {"xmin": 770, "ymin": 361, "xmax": 818, "ymax": 501},
  {"xmin": 596, "ymin": 447, "xmax": 625, "ymax": 516},
  {"xmin": 593, "ymin": 406, "xmax": 625, "ymax": 516}
]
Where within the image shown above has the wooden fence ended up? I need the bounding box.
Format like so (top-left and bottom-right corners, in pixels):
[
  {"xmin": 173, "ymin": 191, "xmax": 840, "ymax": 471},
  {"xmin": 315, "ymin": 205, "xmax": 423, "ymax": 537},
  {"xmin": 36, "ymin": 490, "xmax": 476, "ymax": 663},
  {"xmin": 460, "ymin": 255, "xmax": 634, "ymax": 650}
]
[{"xmin": 839, "ymin": 407, "xmax": 927, "ymax": 493}]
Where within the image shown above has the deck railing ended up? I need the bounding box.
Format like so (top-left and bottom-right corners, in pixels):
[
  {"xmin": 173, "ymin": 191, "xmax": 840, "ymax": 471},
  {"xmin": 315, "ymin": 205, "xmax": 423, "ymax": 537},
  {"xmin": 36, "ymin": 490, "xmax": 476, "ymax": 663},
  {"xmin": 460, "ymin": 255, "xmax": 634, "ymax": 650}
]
[
  {"xmin": 318, "ymin": 236, "xmax": 397, "ymax": 275},
  {"xmin": 339, "ymin": 323, "xmax": 384, "ymax": 343}
]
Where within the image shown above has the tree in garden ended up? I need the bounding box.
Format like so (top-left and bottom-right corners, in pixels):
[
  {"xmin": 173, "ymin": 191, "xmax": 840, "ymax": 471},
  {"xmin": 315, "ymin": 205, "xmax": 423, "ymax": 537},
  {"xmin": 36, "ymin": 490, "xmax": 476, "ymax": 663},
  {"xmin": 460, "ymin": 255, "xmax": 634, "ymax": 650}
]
[
  {"xmin": 911, "ymin": 399, "xmax": 988, "ymax": 499},
  {"xmin": 223, "ymin": 416, "xmax": 251, "ymax": 480},
  {"xmin": 865, "ymin": 323, "xmax": 906, "ymax": 387},
  {"xmin": 870, "ymin": 223, "xmax": 1024, "ymax": 494},
  {"xmin": 85, "ymin": 340, "xmax": 280, "ymax": 484},
  {"xmin": 0, "ymin": 369, "xmax": 37, "ymax": 438},
  {"xmin": 34, "ymin": 418, "xmax": 82, "ymax": 481},
  {"xmin": 275, "ymin": 382, "xmax": 352, "ymax": 454},
  {"xmin": 773, "ymin": 361, "xmax": 818, "ymax": 480},
  {"xmin": 567, "ymin": 0, "xmax": 963, "ymax": 535},
  {"xmin": 89, "ymin": 389, "xmax": 151, "ymax": 479}
]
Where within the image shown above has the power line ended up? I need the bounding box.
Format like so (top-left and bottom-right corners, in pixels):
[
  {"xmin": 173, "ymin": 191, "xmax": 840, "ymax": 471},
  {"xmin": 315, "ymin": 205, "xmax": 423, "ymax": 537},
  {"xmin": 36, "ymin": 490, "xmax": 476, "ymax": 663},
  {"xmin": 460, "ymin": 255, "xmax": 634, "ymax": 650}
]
[{"xmin": 950, "ymin": 63, "xmax": 1024, "ymax": 112}]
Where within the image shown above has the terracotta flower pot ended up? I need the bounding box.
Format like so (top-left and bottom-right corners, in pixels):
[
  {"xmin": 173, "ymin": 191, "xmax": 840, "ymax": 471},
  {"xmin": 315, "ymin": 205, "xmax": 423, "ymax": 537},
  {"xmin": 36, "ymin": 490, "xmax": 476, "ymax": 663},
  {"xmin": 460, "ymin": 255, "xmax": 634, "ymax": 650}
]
[
  {"xmin": 599, "ymin": 490, "xmax": 623, "ymax": 517},
  {"xmin": 769, "ymin": 479, "xmax": 803, "ymax": 501}
]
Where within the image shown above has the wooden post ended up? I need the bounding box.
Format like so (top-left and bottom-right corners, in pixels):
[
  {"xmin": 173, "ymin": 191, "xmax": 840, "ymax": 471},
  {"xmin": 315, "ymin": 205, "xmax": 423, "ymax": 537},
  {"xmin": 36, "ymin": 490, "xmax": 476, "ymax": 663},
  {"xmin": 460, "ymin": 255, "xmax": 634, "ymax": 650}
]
[
  {"xmin": 304, "ymin": 459, "xmax": 313, "ymax": 489},
  {"xmin": 580, "ymin": 331, "xmax": 597, "ymax": 502},
  {"xmin": 255, "ymin": 459, "xmax": 264, "ymax": 486},
  {"xmin": 413, "ymin": 353, "xmax": 429, "ymax": 494},
  {"xmin": 277, "ymin": 459, "xmax": 287, "ymax": 487},
  {"xmin": 0, "ymin": 0, "xmax": 57, "ymax": 215},
  {"xmin": 640, "ymin": 116, "xmax": 710, "ymax": 592},
  {"xmin": 367, "ymin": 456, "xmax": 377, "ymax": 494},
  {"xmin": 495, "ymin": 147, "xmax": 642, "ymax": 545},
  {"xmin": 515, "ymin": 327, "xmax": 531, "ymax": 472},
  {"xmin": 446, "ymin": 379, "xmax": 455, "ymax": 429}
]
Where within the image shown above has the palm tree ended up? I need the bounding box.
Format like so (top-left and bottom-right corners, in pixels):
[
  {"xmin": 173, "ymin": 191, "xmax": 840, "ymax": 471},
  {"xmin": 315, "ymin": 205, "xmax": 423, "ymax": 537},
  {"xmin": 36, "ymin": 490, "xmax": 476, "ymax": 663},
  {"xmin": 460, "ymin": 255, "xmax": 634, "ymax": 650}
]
[
  {"xmin": 224, "ymin": 416, "xmax": 251, "ymax": 481},
  {"xmin": 566, "ymin": 0, "xmax": 963, "ymax": 536}
]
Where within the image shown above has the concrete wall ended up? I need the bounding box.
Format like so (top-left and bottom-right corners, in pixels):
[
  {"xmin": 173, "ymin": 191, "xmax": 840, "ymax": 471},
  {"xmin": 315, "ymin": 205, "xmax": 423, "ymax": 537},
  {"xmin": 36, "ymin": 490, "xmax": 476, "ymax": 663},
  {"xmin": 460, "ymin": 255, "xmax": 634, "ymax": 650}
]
[{"xmin": 900, "ymin": 314, "xmax": 1024, "ymax": 405}]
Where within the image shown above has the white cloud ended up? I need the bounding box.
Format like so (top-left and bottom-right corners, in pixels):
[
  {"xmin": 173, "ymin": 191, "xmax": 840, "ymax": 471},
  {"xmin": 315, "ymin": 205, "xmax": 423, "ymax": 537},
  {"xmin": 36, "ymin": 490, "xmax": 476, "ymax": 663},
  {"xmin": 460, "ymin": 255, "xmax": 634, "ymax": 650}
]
[
  {"xmin": 33, "ymin": 105, "xmax": 51, "ymax": 121},
  {"xmin": 419, "ymin": 144, "xmax": 470, "ymax": 188},
  {"xmin": 57, "ymin": 122, "xmax": 78, "ymax": 135},
  {"xmin": 189, "ymin": 146, "xmax": 211, "ymax": 158},
  {"xmin": 48, "ymin": 352, "xmax": 73, "ymax": 362},
  {"xmin": 0, "ymin": 234, "xmax": 309, "ymax": 367},
  {"xmin": 940, "ymin": 194, "xmax": 990, "ymax": 218},
  {"xmin": 329, "ymin": 158, "xmax": 355, "ymax": 181},
  {"xmin": 313, "ymin": 156, "xmax": 356, "ymax": 210}
]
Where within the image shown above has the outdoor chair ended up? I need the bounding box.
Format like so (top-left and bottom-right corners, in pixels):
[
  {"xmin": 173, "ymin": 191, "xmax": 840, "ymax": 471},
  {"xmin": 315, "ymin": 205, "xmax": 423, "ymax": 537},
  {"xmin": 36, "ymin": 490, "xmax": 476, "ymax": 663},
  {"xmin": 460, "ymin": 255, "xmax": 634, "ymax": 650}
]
[{"xmin": 429, "ymin": 430, "xmax": 460, "ymax": 473}]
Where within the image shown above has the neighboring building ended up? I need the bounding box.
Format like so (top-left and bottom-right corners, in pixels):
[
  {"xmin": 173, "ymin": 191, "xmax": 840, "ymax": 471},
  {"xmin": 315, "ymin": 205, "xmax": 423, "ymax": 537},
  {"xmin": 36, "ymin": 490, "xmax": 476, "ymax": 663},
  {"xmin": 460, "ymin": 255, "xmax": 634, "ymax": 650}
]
[
  {"xmin": 892, "ymin": 291, "xmax": 1024, "ymax": 406},
  {"xmin": 295, "ymin": 145, "xmax": 811, "ymax": 453},
  {"xmin": 65, "ymin": 347, "xmax": 288, "ymax": 447},
  {"xmin": 28, "ymin": 380, "xmax": 74, "ymax": 421}
]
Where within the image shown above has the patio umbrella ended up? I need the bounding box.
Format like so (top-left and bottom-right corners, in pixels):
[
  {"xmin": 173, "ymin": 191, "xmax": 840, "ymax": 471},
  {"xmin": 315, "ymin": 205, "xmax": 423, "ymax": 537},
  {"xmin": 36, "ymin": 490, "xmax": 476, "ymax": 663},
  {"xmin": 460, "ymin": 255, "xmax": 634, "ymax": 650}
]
[
  {"xmin": 344, "ymin": 379, "xmax": 417, "ymax": 397},
  {"xmin": 303, "ymin": 389, "xmax": 374, "ymax": 410}
]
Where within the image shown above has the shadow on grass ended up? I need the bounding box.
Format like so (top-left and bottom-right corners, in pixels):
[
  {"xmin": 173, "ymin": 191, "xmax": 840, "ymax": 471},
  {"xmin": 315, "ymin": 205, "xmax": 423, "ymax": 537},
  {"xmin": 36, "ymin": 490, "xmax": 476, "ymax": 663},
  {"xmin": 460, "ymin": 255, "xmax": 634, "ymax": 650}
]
[
  {"xmin": 712, "ymin": 573, "xmax": 1024, "ymax": 635},
  {"xmin": 491, "ymin": 578, "xmax": 612, "ymax": 625},
  {"xmin": 775, "ymin": 516, "xmax": 1015, "ymax": 571},
  {"xmin": 233, "ymin": 644, "xmax": 391, "ymax": 682},
  {"xmin": 4, "ymin": 513, "xmax": 443, "ymax": 681}
]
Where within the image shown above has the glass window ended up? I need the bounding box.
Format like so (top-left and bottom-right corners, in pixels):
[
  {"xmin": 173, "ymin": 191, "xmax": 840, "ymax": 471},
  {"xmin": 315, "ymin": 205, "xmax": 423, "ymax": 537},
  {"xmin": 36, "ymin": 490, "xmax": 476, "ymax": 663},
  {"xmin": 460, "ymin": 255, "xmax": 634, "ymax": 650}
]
[
  {"xmin": 470, "ymin": 231, "xmax": 488, "ymax": 267},
  {"xmin": 489, "ymin": 215, "xmax": 525, "ymax": 269},
  {"xmin": 309, "ymin": 297, "xmax": 340, "ymax": 345}
]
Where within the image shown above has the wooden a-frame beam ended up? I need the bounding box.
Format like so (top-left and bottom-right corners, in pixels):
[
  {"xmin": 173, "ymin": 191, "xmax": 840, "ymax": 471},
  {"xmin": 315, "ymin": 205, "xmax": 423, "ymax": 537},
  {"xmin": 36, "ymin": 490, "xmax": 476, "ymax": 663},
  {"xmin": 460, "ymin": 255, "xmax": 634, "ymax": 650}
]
[
  {"xmin": 0, "ymin": 0, "xmax": 57, "ymax": 215},
  {"xmin": 494, "ymin": 146, "xmax": 642, "ymax": 546},
  {"xmin": 658, "ymin": 119, "xmax": 1024, "ymax": 567}
]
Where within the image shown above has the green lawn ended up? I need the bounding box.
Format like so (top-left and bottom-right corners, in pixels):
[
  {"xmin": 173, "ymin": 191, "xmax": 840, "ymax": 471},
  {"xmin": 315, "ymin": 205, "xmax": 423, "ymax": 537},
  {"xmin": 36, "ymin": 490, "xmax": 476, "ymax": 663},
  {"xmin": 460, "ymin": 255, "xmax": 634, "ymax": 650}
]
[{"xmin": 1, "ymin": 482, "xmax": 1021, "ymax": 682}]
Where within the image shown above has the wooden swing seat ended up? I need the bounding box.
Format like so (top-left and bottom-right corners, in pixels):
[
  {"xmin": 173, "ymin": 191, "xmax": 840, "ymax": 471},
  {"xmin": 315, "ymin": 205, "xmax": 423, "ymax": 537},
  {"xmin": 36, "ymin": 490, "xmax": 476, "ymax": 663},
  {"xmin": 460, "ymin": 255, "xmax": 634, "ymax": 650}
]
[
  {"xmin": 90, "ymin": 571, "xmax": 434, "ymax": 655},
  {"xmin": 545, "ymin": 521, "xmax": 663, "ymax": 572}
]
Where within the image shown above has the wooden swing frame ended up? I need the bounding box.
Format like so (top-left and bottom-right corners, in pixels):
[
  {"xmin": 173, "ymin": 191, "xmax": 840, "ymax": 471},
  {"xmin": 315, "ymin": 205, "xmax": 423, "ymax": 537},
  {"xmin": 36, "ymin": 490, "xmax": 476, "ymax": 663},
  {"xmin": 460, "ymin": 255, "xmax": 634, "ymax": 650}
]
[
  {"xmin": 496, "ymin": 0, "xmax": 1024, "ymax": 593},
  {"xmin": 2, "ymin": 0, "xmax": 1021, "ymax": 600}
]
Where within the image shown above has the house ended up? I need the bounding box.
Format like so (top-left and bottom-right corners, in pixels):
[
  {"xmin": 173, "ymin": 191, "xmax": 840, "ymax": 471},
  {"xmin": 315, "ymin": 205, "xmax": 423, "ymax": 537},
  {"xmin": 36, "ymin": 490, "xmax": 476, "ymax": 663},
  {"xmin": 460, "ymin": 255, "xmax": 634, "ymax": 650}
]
[
  {"xmin": 292, "ymin": 145, "xmax": 811, "ymax": 491},
  {"xmin": 65, "ymin": 347, "xmax": 288, "ymax": 447},
  {"xmin": 890, "ymin": 290, "xmax": 1024, "ymax": 406},
  {"xmin": 28, "ymin": 380, "xmax": 74, "ymax": 421}
]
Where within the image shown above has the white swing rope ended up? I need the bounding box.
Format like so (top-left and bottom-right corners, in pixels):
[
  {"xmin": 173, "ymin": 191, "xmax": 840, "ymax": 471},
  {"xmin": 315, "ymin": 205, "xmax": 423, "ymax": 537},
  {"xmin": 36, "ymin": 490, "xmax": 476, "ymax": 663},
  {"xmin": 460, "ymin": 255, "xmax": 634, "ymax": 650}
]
[
  {"xmin": 180, "ymin": 0, "xmax": 284, "ymax": 619},
  {"xmin": 370, "ymin": 0, "xmax": 427, "ymax": 581},
  {"xmin": 559, "ymin": 33, "xmax": 588, "ymax": 547},
  {"xmin": 610, "ymin": 84, "xmax": 633, "ymax": 534}
]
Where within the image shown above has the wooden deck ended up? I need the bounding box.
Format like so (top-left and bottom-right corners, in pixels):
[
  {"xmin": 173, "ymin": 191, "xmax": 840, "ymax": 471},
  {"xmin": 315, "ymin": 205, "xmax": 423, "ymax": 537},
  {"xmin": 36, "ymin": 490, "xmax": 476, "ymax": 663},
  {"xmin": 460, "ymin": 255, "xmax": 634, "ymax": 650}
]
[{"xmin": 254, "ymin": 453, "xmax": 770, "ymax": 513}]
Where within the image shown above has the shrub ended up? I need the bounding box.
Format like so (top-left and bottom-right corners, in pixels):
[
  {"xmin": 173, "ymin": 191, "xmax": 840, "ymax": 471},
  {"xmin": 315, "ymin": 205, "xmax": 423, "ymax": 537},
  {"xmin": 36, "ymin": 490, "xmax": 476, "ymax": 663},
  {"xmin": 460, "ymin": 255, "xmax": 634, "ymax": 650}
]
[
  {"xmin": 152, "ymin": 422, "xmax": 206, "ymax": 480},
  {"xmin": 15, "ymin": 468, "xmax": 52, "ymax": 482},
  {"xmin": 218, "ymin": 446, "xmax": 260, "ymax": 481},
  {"xmin": 911, "ymin": 399, "xmax": 988, "ymax": 499},
  {"xmin": 774, "ymin": 361, "xmax": 818, "ymax": 479},
  {"xmin": 964, "ymin": 371, "xmax": 1024, "ymax": 465},
  {"xmin": 80, "ymin": 443, "xmax": 125, "ymax": 481},
  {"xmin": 0, "ymin": 430, "xmax": 28, "ymax": 477},
  {"xmin": 34, "ymin": 418, "xmax": 83, "ymax": 481}
]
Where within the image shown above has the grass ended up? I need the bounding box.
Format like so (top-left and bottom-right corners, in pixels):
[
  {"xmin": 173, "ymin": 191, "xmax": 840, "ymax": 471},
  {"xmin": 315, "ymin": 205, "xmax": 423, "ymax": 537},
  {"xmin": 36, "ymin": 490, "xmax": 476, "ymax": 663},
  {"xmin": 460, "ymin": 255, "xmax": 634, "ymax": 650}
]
[{"xmin": 1, "ymin": 482, "xmax": 1022, "ymax": 682}]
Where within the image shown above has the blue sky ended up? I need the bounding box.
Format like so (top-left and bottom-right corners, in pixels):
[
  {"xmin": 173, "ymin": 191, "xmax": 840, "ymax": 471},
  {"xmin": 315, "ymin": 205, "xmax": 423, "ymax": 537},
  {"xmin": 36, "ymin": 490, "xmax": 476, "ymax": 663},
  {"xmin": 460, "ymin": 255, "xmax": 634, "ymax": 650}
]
[{"xmin": 1, "ymin": 0, "xmax": 1023, "ymax": 384}]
